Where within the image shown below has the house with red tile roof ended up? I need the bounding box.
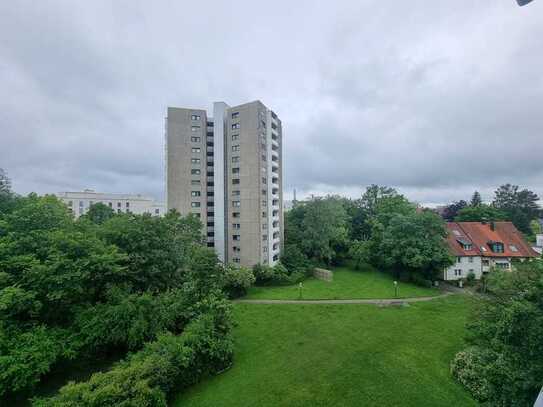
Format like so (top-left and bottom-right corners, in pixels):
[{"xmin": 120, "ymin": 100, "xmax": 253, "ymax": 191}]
[{"xmin": 443, "ymin": 221, "xmax": 539, "ymax": 281}]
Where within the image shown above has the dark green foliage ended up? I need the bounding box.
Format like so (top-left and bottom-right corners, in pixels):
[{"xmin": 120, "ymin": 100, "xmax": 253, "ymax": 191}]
[
  {"xmin": 0, "ymin": 325, "xmax": 73, "ymax": 396},
  {"xmin": 97, "ymin": 211, "xmax": 202, "ymax": 292},
  {"xmin": 378, "ymin": 211, "xmax": 453, "ymax": 280},
  {"xmin": 280, "ymin": 244, "xmax": 312, "ymax": 277},
  {"xmin": 284, "ymin": 196, "xmax": 349, "ymax": 265},
  {"xmin": 80, "ymin": 202, "xmax": 115, "ymax": 224},
  {"xmin": 452, "ymin": 262, "xmax": 543, "ymax": 406},
  {"xmin": 0, "ymin": 192, "xmax": 230, "ymax": 401},
  {"xmin": 253, "ymin": 263, "xmax": 302, "ymax": 286},
  {"xmin": 221, "ymin": 265, "xmax": 256, "ymax": 299},
  {"xmin": 492, "ymin": 184, "xmax": 541, "ymax": 234},
  {"xmin": 470, "ymin": 191, "xmax": 482, "ymax": 207},
  {"xmin": 455, "ymin": 204, "xmax": 508, "ymax": 222},
  {"xmin": 34, "ymin": 306, "xmax": 234, "ymax": 407},
  {"xmin": 442, "ymin": 200, "xmax": 468, "ymax": 221}
]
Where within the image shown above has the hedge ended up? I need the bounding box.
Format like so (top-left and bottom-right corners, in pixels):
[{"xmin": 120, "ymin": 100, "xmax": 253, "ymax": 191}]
[{"xmin": 33, "ymin": 312, "xmax": 234, "ymax": 406}]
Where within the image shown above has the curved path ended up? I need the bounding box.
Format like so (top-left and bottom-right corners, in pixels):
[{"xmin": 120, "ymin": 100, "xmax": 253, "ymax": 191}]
[{"xmin": 234, "ymin": 292, "xmax": 454, "ymax": 305}]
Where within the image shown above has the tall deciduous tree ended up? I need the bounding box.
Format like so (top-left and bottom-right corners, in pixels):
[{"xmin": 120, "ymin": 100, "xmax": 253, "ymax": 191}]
[
  {"xmin": 470, "ymin": 191, "xmax": 482, "ymax": 207},
  {"xmin": 493, "ymin": 184, "xmax": 541, "ymax": 234},
  {"xmin": 377, "ymin": 211, "xmax": 452, "ymax": 280},
  {"xmin": 455, "ymin": 204, "xmax": 508, "ymax": 222},
  {"xmin": 442, "ymin": 200, "xmax": 468, "ymax": 221},
  {"xmin": 452, "ymin": 262, "xmax": 543, "ymax": 406}
]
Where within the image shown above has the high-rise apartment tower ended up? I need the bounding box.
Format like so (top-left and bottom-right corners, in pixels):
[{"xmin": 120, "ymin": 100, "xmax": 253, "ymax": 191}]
[{"xmin": 166, "ymin": 100, "xmax": 283, "ymax": 267}]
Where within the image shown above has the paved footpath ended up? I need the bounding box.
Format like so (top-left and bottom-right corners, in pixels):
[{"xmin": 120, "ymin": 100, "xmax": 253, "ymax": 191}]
[{"xmin": 234, "ymin": 292, "xmax": 454, "ymax": 305}]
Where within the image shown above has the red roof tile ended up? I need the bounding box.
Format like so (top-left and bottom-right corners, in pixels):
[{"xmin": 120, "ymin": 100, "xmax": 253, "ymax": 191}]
[{"xmin": 446, "ymin": 221, "xmax": 539, "ymax": 258}]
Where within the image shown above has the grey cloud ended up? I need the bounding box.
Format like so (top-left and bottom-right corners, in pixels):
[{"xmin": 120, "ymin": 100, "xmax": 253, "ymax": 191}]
[{"xmin": 1, "ymin": 0, "xmax": 543, "ymax": 205}]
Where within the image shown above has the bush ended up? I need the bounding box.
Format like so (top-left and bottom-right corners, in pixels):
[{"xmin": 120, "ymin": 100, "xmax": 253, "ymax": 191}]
[
  {"xmin": 450, "ymin": 346, "xmax": 493, "ymax": 402},
  {"xmin": 253, "ymin": 263, "xmax": 298, "ymax": 286},
  {"xmin": 222, "ymin": 265, "xmax": 255, "ymax": 298},
  {"xmin": 466, "ymin": 271, "xmax": 476, "ymax": 285},
  {"xmin": 33, "ymin": 310, "xmax": 234, "ymax": 406},
  {"xmin": 410, "ymin": 274, "xmax": 433, "ymax": 288},
  {"xmin": 280, "ymin": 245, "xmax": 312, "ymax": 277},
  {"xmin": 348, "ymin": 240, "xmax": 371, "ymax": 271}
]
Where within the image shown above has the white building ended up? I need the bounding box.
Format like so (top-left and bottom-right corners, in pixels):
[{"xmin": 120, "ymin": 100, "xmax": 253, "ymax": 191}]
[{"xmin": 57, "ymin": 190, "xmax": 165, "ymax": 218}]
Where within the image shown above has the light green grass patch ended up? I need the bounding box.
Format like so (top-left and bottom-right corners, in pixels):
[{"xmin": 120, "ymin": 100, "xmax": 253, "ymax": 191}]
[
  {"xmin": 174, "ymin": 296, "xmax": 477, "ymax": 407},
  {"xmin": 246, "ymin": 266, "xmax": 439, "ymax": 300}
]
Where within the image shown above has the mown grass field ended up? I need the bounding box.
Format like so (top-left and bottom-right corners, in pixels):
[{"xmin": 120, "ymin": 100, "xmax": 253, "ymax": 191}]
[
  {"xmin": 245, "ymin": 266, "xmax": 440, "ymax": 300},
  {"xmin": 173, "ymin": 295, "xmax": 477, "ymax": 407}
]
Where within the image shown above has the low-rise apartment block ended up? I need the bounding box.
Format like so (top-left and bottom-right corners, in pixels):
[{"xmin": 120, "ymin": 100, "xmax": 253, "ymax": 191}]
[{"xmin": 57, "ymin": 190, "xmax": 165, "ymax": 218}]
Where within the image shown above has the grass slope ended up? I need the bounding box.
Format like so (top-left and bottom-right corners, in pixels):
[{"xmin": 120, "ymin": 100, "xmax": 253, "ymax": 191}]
[
  {"xmin": 246, "ymin": 267, "xmax": 439, "ymax": 300},
  {"xmin": 174, "ymin": 296, "xmax": 477, "ymax": 407}
]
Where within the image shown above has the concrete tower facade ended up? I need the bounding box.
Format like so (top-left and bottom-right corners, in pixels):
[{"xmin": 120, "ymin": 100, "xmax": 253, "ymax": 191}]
[{"xmin": 166, "ymin": 100, "xmax": 283, "ymax": 267}]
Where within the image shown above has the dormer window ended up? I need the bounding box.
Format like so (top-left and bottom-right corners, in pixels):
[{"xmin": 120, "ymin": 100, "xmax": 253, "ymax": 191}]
[
  {"xmin": 488, "ymin": 241, "xmax": 504, "ymax": 253},
  {"xmin": 456, "ymin": 238, "xmax": 472, "ymax": 251}
]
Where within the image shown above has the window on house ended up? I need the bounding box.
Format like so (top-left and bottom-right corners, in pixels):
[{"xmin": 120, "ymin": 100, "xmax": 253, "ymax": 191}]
[
  {"xmin": 232, "ymin": 123, "xmax": 240, "ymax": 129},
  {"xmin": 232, "ymin": 201, "xmax": 240, "ymax": 207},
  {"xmin": 108, "ymin": 202, "xmax": 112, "ymax": 207},
  {"xmin": 262, "ymin": 177, "xmax": 267, "ymax": 184},
  {"xmin": 191, "ymin": 136, "xmax": 201, "ymax": 142},
  {"xmin": 192, "ymin": 147, "xmax": 201, "ymax": 153},
  {"xmin": 232, "ymin": 134, "xmax": 239, "ymax": 141},
  {"xmin": 191, "ymin": 158, "xmax": 201, "ymax": 164},
  {"xmin": 191, "ymin": 202, "xmax": 200, "ymax": 208},
  {"xmin": 191, "ymin": 169, "xmax": 201, "ymax": 175},
  {"xmin": 233, "ymin": 212, "xmax": 240, "ymax": 218},
  {"xmin": 233, "ymin": 258, "xmax": 240, "ymax": 263},
  {"xmin": 191, "ymin": 126, "xmax": 200, "ymax": 131},
  {"xmin": 457, "ymin": 257, "xmax": 461, "ymax": 263},
  {"xmin": 233, "ymin": 246, "xmax": 240, "ymax": 253},
  {"xmin": 509, "ymin": 245, "xmax": 519, "ymax": 252},
  {"xmin": 126, "ymin": 202, "xmax": 130, "ymax": 207},
  {"xmin": 191, "ymin": 191, "xmax": 201, "ymax": 197},
  {"xmin": 117, "ymin": 202, "xmax": 121, "ymax": 208},
  {"xmin": 232, "ymin": 145, "xmax": 240, "ymax": 152},
  {"xmin": 232, "ymin": 167, "xmax": 240, "ymax": 174},
  {"xmin": 191, "ymin": 114, "xmax": 201, "ymax": 121},
  {"xmin": 232, "ymin": 223, "xmax": 240, "ymax": 229},
  {"xmin": 468, "ymin": 257, "xmax": 474, "ymax": 263},
  {"xmin": 233, "ymin": 235, "xmax": 240, "ymax": 241},
  {"xmin": 232, "ymin": 179, "xmax": 240, "ymax": 185},
  {"xmin": 232, "ymin": 190, "xmax": 240, "ymax": 196},
  {"xmin": 155, "ymin": 209, "xmax": 159, "ymax": 214},
  {"xmin": 482, "ymin": 259, "xmax": 490, "ymax": 266},
  {"xmin": 232, "ymin": 156, "xmax": 240, "ymax": 163},
  {"xmin": 262, "ymin": 234, "xmax": 268, "ymax": 241},
  {"xmin": 231, "ymin": 112, "xmax": 239, "ymax": 119},
  {"xmin": 191, "ymin": 180, "xmax": 201, "ymax": 185}
]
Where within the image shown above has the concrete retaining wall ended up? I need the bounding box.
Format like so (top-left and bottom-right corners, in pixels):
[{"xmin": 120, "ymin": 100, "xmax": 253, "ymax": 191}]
[{"xmin": 313, "ymin": 268, "xmax": 333, "ymax": 282}]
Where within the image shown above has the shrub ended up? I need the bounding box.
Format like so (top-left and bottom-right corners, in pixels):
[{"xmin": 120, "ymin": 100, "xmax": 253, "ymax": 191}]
[
  {"xmin": 222, "ymin": 265, "xmax": 255, "ymax": 298},
  {"xmin": 33, "ymin": 311, "xmax": 234, "ymax": 406},
  {"xmin": 410, "ymin": 274, "xmax": 433, "ymax": 288},
  {"xmin": 466, "ymin": 271, "xmax": 476, "ymax": 285},
  {"xmin": 253, "ymin": 263, "xmax": 300, "ymax": 286},
  {"xmin": 280, "ymin": 245, "xmax": 312, "ymax": 277},
  {"xmin": 348, "ymin": 240, "xmax": 371, "ymax": 271},
  {"xmin": 450, "ymin": 346, "xmax": 493, "ymax": 402}
]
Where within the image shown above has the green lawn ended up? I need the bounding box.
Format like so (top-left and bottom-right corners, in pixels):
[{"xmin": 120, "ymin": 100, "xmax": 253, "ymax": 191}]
[
  {"xmin": 245, "ymin": 267, "xmax": 439, "ymax": 300},
  {"xmin": 173, "ymin": 296, "xmax": 477, "ymax": 407}
]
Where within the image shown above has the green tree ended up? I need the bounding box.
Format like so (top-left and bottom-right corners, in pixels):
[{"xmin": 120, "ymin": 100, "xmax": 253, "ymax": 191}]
[
  {"xmin": 299, "ymin": 196, "xmax": 349, "ymax": 264},
  {"xmin": 455, "ymin": 204, "xmax": 508, "ymax": 222},
  {"xmin": 452, "ymin": 262, "xmax": 543, "ymax": 406},
  {"xmin": 470, "ymin": 191, "xmax": 482, "ymax": 207},
  {"xmin": 442, "ymin": 200, "xmax": 468, "ymax": 221},
  {"xmin": 98, "ymin": 211, "xmax": 202, "ymax": 292},
  {"xmin": 0, "ymin": 168, "xmax": 10, "ymax": 195},
  {"xmin": 378, "ymin": 211, "xmax": 453, "ymax": 280},
  {"xmin": 81, "ymin": 202, "xmax": 115, "ymax": 224},
  {"xmin": 493, "ymin": 184, "xmax": 541, "ymax": 234}
]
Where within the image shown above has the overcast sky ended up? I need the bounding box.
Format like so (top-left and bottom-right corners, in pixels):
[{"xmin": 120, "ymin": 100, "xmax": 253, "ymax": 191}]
[{"xmin": 1, "ymin": 0, "xmax": 542, "ymax": 206}]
